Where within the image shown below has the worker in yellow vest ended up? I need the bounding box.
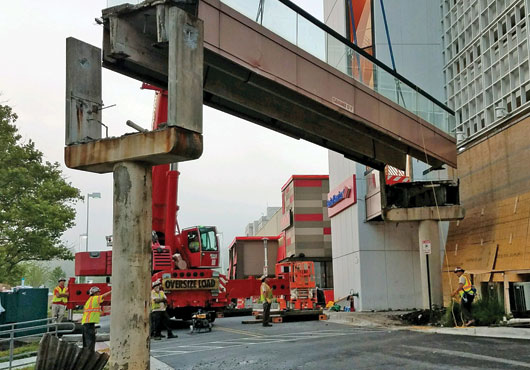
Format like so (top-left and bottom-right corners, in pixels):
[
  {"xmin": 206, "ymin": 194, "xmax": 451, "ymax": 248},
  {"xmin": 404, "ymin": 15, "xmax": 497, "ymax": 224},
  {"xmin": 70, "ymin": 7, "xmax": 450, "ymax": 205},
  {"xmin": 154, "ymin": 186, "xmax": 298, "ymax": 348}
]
[
  {"xmin": 51, "ymin": 277, "xmax": 69, "ymax": 323},
  {"xmin": 82, "ymin": 286, "xmax": 111, "ymax": 352},
  {"xmin": 151, "ymin": 279, "xmax": 177, "ymax": 340},
  {"xmin": 451, "ymin": 267, "xmax": 476, "ymax": 326},
  {"xmin": 260, "ymin": 275, "xmax": 273, "ymax": 327}
]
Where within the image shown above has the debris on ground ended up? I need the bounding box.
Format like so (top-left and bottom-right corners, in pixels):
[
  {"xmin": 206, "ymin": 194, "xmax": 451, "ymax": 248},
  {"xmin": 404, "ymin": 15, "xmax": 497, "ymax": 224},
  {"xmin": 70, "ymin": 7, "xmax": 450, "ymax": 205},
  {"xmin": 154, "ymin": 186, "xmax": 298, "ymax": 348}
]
[{"xmin": 398, "ymin": 307, "xmax": 445, "ymax": 326}]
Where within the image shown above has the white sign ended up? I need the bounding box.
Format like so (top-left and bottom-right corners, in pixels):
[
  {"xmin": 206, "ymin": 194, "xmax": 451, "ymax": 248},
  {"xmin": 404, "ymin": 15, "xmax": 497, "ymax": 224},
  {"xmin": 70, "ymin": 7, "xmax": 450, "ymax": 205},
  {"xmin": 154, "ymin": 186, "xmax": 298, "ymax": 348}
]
[{"xmin": 422, "ymin": 240, "xmax": 432, "ymax": 255}]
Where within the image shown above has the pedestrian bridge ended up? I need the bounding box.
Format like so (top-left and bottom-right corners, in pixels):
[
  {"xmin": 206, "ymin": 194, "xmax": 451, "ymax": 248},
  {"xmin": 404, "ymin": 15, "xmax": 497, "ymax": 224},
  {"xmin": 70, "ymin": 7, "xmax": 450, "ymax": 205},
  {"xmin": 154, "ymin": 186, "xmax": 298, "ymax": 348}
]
[{"xmin": 101, "ymin": 0, "xmax": 456, "ymax": 171}]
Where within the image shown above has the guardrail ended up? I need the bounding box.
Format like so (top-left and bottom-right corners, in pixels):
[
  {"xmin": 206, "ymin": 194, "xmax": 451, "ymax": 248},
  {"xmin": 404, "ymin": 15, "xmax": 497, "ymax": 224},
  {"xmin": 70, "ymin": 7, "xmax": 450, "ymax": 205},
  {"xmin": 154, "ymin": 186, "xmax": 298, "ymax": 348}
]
[{"xmin": 0, "ymin": 318, "xmax": 76, "ymax": 370}]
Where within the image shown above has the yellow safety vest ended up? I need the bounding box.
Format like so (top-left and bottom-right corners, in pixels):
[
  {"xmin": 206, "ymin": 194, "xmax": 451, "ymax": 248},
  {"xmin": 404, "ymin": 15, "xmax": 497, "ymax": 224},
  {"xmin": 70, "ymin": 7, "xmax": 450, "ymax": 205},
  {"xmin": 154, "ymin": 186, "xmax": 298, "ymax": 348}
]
[
  {"xmin": 459, "ymin": 275, "xmax": 474, "ymax": 297},
  {"xmin": 82, "ymin": 296, "xmax": 103, "ymax": 324},
  {"xmin": 260, "ymin": 283, "xmax": 273, "ymax": 303},
  {"xmin": 151, "ymin": 290, "xmax": 166, "ymax": 311},
  {"xmin": 52, "ymin": 286, "xmax": 67, "ymax": 305}
]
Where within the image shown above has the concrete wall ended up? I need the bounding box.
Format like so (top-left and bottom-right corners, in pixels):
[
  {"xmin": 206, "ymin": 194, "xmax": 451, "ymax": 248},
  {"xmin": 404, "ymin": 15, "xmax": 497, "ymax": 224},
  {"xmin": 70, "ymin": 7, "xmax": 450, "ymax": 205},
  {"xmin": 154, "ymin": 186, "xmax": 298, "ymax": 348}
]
[
  {"xmin": 329, "ymin": 152, "xmax": 424, "ymax": 310},
  {"xmin": 256, "ymin": 208, "xmax": 282, "ymax": 237}
]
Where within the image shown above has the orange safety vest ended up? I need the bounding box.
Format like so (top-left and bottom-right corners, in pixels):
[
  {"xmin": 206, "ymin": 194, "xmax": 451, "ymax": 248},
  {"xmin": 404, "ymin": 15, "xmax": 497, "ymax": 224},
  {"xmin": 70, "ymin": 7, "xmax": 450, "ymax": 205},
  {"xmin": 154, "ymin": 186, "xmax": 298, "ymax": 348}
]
[
  {"xmin": 459, "ymin": 275, "xmax": 474, "ymax": 297},
  {"xmin": 52, "ymin": 286, "xmax": 68, "ymax": 305},
  {"xmin": 82, "ymin": 295, "xmax": 103, "ymax": 324}
]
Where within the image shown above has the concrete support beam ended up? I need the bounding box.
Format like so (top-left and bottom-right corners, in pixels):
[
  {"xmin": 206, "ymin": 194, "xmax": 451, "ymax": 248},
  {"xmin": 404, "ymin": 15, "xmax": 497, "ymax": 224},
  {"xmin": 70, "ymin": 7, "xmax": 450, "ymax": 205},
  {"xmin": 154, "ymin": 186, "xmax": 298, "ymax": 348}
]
[
  {"xmin": 418, "ymin": 220, "xmax": 443, "ymax": 309},
  {"xmin": 384, "ymin": 205, "xmax": 465, "ymax": 222},
  {"xmin": 64, "ymin": 127, "xmax": 203, "ymax": 173},
  {"xmin": 168, "ymin": 7, "xmax": 203, "ymax": 133},
  {"xmin": 110, "ymin": 162, "xmax": 152, "ymax": 370}
]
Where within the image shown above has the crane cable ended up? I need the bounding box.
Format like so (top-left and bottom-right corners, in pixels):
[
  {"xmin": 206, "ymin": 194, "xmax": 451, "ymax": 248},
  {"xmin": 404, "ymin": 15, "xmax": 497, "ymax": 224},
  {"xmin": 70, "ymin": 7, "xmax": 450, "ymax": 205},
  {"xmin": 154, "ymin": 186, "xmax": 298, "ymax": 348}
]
[{"xmin": 419, "ymin": 125, "xmax": 459, "ymax": 327}]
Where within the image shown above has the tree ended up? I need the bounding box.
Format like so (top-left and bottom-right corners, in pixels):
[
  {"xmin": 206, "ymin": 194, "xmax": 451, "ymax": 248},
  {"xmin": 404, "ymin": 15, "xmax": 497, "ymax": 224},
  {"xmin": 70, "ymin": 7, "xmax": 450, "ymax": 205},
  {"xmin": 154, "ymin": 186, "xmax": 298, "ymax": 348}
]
[
  {"xmin": 0, "ymin": 103, "xmax": 81, "ymax": 283},
  {"xmin": 23, "ymin": 262, "xmax": 51, "ymax": 288},
  {"xmin": 48, "ymin": 266, "xmax": 67, "ymax": 287}
]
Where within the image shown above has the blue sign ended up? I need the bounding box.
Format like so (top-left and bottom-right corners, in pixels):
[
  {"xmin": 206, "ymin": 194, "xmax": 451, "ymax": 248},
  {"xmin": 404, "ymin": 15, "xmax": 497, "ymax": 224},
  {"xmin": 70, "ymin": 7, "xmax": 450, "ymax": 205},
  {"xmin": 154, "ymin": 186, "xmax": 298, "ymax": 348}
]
[{"xmin": 327, "ymin": 187, "xmax": 351, "ymax": 208}]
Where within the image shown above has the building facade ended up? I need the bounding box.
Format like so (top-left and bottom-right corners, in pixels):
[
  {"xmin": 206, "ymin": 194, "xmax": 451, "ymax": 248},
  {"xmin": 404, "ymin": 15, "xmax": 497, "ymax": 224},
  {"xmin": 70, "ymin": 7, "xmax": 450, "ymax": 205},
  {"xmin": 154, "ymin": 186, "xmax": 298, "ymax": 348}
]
[
  {"xmin": 324, "ymin": 0, "xmax": 450, "ymax": 310},
  {"xmin": 442, "ymin": 0, "xmax": 530, "ymax": 313}
]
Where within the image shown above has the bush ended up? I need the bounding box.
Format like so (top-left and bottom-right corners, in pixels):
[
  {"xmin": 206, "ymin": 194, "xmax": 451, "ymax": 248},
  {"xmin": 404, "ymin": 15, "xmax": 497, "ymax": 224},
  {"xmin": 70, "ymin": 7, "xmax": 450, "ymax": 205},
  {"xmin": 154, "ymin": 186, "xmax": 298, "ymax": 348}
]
[
  {"xmin": 441, "ymin": 301, "xmax": 462, "ymax": 327},
  {"xmin": 473, "ymin": 294, "xmax": 505, "ymax": 326},
  {"xmin": 441, "ymin": 294, "xmax": 505, "ymax": 327}
]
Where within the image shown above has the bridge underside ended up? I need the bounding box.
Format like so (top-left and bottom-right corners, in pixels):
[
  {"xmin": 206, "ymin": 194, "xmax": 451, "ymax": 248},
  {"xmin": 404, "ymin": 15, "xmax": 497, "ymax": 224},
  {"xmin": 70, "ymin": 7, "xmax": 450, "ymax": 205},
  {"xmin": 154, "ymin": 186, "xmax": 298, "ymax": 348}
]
[{"xmin": 101, "ymin": 0, "xmax": 456, "ymax": 171}]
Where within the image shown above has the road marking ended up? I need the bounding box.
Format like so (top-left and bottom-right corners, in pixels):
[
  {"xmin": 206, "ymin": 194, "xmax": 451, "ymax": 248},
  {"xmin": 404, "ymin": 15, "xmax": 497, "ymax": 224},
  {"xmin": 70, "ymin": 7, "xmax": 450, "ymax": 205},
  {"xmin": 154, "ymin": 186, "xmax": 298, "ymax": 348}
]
[
  {"xmin": 153, "ymin": 331, "xmax": 359, "ymax": 359},
  {"xmin": 215, "ymin": 326, "xmax": 264, "ymax": 337},
  {"xmin": 403, "ymin": 345, "xmax": 530, "ymax": 368}
]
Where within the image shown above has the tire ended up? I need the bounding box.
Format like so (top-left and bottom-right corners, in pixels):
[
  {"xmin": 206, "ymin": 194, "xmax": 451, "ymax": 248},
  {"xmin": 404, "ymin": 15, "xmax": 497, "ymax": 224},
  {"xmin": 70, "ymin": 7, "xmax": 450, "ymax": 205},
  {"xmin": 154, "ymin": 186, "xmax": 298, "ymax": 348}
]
[{"xmin": 208, "ymin": 312, "xmax": 216, "ymax": 323}]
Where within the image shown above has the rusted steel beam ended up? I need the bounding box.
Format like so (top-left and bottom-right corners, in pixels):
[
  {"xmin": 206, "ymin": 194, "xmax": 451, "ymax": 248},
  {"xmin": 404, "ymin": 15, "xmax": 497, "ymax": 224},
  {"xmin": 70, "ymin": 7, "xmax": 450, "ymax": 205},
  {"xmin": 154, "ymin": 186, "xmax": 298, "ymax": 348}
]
[{"xmin": 64, "ymin": 127, "xmax": 203, "ymax": 173}]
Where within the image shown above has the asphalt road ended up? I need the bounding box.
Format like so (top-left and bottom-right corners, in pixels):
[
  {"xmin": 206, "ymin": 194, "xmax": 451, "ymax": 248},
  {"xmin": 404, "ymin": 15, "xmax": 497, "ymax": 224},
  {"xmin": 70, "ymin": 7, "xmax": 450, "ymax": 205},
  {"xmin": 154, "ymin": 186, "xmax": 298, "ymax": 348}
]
[{"xmin": 149, "ymin": 316, "xmax": 530, "ymax": 370}]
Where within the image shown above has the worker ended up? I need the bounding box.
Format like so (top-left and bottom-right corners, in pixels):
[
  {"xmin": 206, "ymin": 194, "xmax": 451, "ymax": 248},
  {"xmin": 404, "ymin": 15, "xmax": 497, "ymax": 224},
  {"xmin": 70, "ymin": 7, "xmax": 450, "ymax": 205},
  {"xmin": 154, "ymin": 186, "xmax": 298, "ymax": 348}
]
[
  {"xmin": 260, "ymin": 275, "xmax": 273, "ymax": 327},
  {"xmin": 151, "ymin": 279, "xmax": 177, "ymax": 340},
  {"xmin": 451, "ymin": 267, "xmax": 476, "ymax": 326},
  {"xmin": 188, "ymin": 232, "xmax": 200, "ymax": 252},
  {"xmin": 82, "ymin": 286, "xmax": 111, "ymax": 352},
  {"xmin": 51, "ymin": 277, "xmax": 69, "ymax": 323}
]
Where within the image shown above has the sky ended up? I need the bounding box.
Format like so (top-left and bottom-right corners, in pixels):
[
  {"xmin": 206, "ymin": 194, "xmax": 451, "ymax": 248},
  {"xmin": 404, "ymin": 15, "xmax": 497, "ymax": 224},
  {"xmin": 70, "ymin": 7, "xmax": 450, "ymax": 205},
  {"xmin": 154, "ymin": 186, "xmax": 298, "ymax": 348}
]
[{"xmin": 0, "ymin": 1, "xmax": 328, "ymax": 268}]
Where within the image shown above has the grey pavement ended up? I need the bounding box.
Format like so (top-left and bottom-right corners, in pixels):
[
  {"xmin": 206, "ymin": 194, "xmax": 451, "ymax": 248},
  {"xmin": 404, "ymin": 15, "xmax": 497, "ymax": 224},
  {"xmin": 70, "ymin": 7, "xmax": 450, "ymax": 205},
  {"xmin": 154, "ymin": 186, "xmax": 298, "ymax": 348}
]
[{"xmin": 150, "ymin": 316, "xmax": 530, "ymax": 370}]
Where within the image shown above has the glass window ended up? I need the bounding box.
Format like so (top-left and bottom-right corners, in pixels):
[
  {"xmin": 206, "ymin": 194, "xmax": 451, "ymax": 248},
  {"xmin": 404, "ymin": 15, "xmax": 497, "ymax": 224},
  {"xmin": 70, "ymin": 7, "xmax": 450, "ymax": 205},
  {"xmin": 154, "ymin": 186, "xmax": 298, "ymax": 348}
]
[
  {"xmin": 199, "ymin": 227, "xmax": 218, "ymax": 251},
  {"xmin": 188, "ymin": 231, "xmax": 200, "ymax": 253}
]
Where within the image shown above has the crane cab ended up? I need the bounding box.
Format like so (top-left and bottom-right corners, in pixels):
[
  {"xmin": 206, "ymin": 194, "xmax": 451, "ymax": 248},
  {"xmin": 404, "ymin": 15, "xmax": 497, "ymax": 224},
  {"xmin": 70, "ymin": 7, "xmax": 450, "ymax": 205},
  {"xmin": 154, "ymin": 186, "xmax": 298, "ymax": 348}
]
[{"xmin": 177, "ymin": 226, "xmax": 220, "ymax": 269}]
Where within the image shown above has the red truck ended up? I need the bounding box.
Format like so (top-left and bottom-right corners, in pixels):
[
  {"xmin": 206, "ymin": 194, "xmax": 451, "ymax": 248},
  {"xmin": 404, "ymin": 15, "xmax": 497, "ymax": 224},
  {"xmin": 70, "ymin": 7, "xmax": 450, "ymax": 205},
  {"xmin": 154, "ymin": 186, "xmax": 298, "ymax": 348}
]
[{"xmin": 67, "ymin": 86, "xmax": 290, "ymax": 321}]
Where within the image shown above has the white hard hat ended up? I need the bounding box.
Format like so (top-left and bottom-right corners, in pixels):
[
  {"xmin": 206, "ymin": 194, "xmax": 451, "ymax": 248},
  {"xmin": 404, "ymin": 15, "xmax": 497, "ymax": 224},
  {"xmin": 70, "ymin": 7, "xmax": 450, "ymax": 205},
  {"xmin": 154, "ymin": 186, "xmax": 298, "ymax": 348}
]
[
  {"xmin": 58, "ymin": 277, "xmax": 66, "ymax": 282},
  {"xmin": 152, "ymin": 279, "xmax": 162, "ymax": 288},
  {"xmin": 89, "ymin": 286, "xmax": 100, "ymax": 295}
]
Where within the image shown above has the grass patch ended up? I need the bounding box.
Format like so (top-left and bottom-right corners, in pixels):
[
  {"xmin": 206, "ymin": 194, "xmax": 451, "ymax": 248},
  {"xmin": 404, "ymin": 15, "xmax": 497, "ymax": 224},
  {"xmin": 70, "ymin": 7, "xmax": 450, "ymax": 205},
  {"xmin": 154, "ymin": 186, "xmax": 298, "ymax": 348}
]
[{"xmin": 0, "ymin": 342, "xmax": 40, "ymax": 363}]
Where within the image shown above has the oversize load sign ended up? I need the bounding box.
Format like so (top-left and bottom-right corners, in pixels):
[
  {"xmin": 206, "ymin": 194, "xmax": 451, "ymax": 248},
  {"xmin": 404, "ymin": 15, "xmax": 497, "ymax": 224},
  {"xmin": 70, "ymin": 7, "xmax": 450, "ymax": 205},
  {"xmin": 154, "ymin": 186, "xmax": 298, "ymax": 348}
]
[{"xmin": 163, "ymin": 278, "xmax": 219, "ymax": 291}]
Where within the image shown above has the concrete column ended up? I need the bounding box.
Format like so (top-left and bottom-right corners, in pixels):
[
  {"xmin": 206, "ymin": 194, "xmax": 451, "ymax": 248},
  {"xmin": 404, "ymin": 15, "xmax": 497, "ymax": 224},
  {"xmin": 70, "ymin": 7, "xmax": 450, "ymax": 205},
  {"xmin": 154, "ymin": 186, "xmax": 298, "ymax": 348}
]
[
  {"xmin": 418, "ymin": 220, "xmax": 443, "ymax": 309},
  {"xmin": 168, "ymin": 6, "xmax": 203, "ymax": 133},
  {"xmin": 110, "ymin": 162, "xmax": 152, "ymax": 370}
]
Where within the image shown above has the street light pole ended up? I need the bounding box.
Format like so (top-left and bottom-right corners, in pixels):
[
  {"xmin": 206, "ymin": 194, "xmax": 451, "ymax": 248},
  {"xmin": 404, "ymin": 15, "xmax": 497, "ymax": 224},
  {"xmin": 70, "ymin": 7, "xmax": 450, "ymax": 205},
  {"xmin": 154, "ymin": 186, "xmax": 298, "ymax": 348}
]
[{"xmin": 85, "ymin": 192, "xmax": 101, "ymax": 252}]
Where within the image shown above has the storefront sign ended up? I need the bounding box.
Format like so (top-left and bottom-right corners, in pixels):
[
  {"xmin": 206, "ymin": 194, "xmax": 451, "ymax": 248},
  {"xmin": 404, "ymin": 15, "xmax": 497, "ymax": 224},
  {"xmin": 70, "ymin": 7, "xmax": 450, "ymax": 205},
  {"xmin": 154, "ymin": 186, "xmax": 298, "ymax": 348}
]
[
  {"xmin": 327, "ymin": 186, "xmax": 351, "ymax": 208},
  {"xmin": 327, "ymin": 175, "xmax": 357, "ymax": 218},
  {"xmin": 163, "ymin": 278, "xmax": 219, "ymax": 291}
]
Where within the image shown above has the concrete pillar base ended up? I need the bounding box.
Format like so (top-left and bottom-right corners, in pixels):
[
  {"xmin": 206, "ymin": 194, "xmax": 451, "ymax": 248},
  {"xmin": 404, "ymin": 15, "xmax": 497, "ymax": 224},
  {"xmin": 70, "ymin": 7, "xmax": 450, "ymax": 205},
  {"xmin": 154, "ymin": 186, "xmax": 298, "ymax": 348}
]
[{"xmin": 109, "ymin": 162, "xmax": 152, "ymax": 370}]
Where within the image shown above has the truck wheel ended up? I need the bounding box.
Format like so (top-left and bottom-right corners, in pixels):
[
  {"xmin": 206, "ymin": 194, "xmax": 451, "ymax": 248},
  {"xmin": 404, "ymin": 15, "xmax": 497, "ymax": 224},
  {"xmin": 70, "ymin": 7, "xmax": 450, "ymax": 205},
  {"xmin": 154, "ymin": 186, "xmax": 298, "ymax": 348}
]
[{"xmin": 208, "ymin": 312, "xmax": 216, "ymax": 323}]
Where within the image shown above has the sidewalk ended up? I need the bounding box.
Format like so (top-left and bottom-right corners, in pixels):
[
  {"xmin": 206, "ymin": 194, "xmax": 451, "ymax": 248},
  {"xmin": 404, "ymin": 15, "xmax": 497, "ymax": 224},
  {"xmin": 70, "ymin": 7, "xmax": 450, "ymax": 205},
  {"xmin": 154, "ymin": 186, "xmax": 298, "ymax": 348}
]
[{"xmin": 326, "ymin": 311, "xmax": 530, "ymax": 340}]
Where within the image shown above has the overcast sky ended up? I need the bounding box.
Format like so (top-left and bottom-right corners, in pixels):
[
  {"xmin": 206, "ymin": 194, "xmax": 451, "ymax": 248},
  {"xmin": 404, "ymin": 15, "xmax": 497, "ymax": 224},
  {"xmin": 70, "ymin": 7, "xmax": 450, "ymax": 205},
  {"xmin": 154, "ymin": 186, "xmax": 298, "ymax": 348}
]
[{"xmin": 0, "ymin": 1, "xmax": 328, "ymax": 266}]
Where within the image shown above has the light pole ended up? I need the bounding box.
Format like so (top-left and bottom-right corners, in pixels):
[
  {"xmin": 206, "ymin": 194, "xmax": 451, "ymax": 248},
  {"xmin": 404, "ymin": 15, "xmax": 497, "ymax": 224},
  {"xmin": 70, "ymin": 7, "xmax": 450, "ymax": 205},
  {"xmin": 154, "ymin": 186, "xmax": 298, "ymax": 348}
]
[{"xmin": 85, "ymin": 192, "xmax": 101, "ymax": 251}]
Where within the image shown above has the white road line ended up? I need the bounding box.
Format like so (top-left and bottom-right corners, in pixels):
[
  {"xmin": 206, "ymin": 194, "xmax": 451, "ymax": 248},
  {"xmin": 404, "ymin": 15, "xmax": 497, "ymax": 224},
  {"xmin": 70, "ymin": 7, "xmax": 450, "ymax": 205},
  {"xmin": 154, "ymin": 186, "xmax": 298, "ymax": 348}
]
[
  {"xmin": 403, "ymin": 345, "xmax": 530, "ymax": 368},
  {"xmin": 154, "ymin": 331, "xmax": 356, "ymax": 359}
]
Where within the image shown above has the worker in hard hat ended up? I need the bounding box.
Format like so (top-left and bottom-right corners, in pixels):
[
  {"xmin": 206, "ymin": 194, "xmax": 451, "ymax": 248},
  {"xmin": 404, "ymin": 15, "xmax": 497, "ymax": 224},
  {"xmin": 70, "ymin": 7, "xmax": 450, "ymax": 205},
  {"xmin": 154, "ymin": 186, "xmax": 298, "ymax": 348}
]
[
  {"xmin": 81, "ymin": 286, "xmax": 111, "ymax": 352},
  {"xmin": 151, "ymin": 279, "xmax": 177, "ymax": 340},
  {"xmin": 51, "ymin": 277, "xmax": 69, "ymax": 323},
  {"xmin": 260, "ymin": 275, "xmax": 273, "ymax": 327},
  {"xmin": 451, "ymin": 267, "xmax": 476, "ymax": 326}
]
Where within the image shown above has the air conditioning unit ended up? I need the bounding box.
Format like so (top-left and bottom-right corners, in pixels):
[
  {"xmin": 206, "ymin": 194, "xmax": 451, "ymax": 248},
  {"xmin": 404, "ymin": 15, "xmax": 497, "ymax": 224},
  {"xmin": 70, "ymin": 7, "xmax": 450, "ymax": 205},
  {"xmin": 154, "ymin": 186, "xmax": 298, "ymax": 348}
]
[{"xmin": 512, "ymin": 282, "xmax": 530, "ymax": 313}]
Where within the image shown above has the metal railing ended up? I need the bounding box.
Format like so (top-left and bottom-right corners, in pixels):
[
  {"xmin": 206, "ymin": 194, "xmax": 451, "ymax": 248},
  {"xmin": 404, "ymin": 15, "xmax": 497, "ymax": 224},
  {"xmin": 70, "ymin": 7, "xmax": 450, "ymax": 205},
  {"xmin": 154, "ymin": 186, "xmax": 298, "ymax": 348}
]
[
  {"xmin": 0, "ymin": 318, "xmax": 76, "ymax": 370},
  {"xmin": 220, "ymin": 0, "xmax": 456, "ymax": 135}
]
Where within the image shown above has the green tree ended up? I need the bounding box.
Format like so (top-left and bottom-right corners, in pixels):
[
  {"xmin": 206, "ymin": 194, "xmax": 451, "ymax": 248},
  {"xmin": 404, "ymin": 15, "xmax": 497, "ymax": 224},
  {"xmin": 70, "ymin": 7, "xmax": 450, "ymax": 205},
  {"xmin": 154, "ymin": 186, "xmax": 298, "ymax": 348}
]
[
  {"xmin": 23, "ymin": 262, "xmax": 51, "ymax": 288},
  {"xmin": 0, "ymin": 103, "xmax": 81, "ymax": 284},
  {"xmin": 48, "ymin": 266, "xmax": 67, "ymax": 288}
]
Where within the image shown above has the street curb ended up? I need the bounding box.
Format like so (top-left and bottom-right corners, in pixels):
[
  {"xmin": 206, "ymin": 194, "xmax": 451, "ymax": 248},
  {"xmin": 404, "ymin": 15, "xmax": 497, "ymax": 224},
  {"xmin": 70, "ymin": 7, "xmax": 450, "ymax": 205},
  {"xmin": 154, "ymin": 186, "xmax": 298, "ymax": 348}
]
[
  {"xmin": 328, "ymin": 318, "xmax": 530, "ymax": 341},
  {"xmin": 151, "ymin": 356, "xmax": 174, "ymax": 370},
  {"xmin": 409, "ymin": 326, "xmax": 530, "ymax": 341}
]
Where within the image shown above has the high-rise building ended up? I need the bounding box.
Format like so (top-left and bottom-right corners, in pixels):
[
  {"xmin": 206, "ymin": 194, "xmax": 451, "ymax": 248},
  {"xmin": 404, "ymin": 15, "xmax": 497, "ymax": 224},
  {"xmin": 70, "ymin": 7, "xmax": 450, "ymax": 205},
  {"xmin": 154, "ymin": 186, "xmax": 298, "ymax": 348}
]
[
  {"xmin": 442, "ymin": 0, "xmax": 530, "ymax": 313},
  {"xmin": 442, "ymin": 0, "xmax": 530, "ymax": 142}
]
